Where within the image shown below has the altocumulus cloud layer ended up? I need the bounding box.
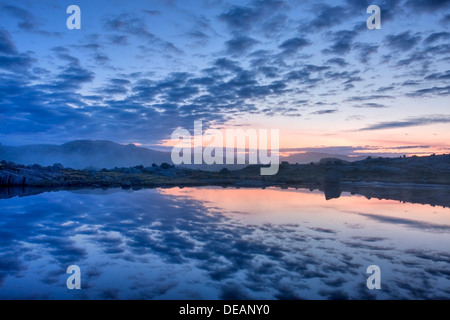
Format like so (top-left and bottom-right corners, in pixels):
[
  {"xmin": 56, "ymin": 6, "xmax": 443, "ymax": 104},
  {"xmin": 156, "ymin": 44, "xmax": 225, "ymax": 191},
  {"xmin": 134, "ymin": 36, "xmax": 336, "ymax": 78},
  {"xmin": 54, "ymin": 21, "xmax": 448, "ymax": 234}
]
[{"xmin": 0, "ymin": 0, "xmax": 449, "ymax": 147}]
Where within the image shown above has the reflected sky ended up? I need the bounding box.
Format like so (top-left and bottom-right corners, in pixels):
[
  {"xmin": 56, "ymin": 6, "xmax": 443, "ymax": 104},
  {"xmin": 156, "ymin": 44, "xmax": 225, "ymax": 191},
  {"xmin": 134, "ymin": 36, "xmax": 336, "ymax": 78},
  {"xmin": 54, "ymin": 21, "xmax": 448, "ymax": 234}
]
[{"xmin": 0, "ymin": 187, "xmax": 449, "ymax": 300}]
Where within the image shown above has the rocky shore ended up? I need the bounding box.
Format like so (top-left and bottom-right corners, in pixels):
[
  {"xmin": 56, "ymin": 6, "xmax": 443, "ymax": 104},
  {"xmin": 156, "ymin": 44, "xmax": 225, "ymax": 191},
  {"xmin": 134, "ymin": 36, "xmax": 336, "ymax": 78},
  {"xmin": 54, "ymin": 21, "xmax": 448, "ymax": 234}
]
[{"xmin": 2, "ymin": 154, "xmax": 450, "ymax": 187}]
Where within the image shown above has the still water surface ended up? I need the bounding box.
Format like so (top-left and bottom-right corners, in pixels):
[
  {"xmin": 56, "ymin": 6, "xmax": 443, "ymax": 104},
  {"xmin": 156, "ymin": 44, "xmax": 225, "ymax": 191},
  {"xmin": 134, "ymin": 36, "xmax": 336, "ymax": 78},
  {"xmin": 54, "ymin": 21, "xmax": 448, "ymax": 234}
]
[{"xmin": 0, "ymin": 187, "xmax": 449, "ymax": 299}]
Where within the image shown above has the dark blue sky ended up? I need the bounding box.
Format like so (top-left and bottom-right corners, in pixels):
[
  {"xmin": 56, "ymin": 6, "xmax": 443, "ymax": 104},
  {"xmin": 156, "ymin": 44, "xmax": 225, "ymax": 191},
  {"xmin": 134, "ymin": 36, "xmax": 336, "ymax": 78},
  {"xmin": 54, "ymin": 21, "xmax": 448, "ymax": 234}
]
[{"xmin": 0, "ymin": 0, "xmax": 449, "ymax": 155}]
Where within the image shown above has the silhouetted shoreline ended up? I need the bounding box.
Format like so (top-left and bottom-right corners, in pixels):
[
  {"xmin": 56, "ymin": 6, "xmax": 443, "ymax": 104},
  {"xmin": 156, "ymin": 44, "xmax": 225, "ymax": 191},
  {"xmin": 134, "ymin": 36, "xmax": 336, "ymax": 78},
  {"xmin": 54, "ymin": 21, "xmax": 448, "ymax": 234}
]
[{"xmin": 1, "ymin": 154, "xmax": 449, "ymax": 207}]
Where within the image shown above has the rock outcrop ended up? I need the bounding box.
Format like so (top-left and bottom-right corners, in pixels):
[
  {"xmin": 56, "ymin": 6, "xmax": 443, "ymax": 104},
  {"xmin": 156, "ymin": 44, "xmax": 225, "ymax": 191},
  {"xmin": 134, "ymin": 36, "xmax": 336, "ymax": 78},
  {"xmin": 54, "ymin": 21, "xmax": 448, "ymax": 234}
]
[{"xmin": 0, "ymin": 161, "xmax": 64, "ymax": 187}]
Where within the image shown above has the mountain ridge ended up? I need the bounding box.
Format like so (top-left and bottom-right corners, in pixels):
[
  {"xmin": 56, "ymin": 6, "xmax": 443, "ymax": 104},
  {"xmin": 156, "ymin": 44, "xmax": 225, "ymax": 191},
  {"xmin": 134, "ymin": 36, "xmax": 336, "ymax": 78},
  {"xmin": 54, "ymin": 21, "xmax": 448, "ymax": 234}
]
[
  {"xmin": 0, "ymin": 140, "xmax": 171, "ymax": 169},
  {"xmin": 0, "ymin": 140, "xmax": 372, "ymax": 169}
]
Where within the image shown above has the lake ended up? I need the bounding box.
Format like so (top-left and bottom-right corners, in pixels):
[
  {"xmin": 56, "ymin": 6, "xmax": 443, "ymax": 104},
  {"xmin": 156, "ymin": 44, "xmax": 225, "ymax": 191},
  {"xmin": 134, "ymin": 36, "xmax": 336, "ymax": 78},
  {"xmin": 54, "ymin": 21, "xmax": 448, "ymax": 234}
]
[{"xmin": 0, "ymin": 186, "xmax": 449, "ymax": 299}]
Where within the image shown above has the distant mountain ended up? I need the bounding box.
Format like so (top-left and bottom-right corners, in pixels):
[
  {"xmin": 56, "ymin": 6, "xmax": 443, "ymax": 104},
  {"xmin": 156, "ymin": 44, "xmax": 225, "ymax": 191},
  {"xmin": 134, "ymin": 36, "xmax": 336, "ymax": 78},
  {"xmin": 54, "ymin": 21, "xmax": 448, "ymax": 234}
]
[
  {"xmin": 0, "ymin": 140, "xmax": 367, "ymax": 170},
  {"xmin": 0, "ymin": 140, "xmax": 172, "ymax": 169},
  {"xmin": 282, "ymin": 152, "xmax": 366, "ymax": 164}
]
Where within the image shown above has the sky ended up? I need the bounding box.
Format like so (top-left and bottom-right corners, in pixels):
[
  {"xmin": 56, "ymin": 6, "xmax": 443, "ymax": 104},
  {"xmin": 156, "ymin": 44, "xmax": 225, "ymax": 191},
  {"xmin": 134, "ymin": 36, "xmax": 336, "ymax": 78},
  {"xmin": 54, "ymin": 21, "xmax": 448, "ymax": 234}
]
[{"xmin": 0, "ymin": 0, "xmax": 449, "ymax": 157}]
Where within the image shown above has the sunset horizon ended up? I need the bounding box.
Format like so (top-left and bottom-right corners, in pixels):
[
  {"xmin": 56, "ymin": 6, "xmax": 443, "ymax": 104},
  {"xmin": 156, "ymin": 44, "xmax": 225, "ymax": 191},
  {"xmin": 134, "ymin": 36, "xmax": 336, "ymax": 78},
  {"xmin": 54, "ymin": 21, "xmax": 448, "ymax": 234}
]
[{"xmin": 1, "ymin": 0, "xmax": 448, "ymax": 158}]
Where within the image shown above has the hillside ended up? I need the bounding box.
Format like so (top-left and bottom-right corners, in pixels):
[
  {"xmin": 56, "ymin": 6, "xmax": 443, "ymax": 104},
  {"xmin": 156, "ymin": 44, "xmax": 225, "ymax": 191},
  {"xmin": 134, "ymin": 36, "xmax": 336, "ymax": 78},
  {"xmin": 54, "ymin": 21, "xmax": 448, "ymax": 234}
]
[
  {"xmin": 0, "ymin": 140, "xmax": 172, "ymax": 169},
  {"xmin": 283, "ymin": 152, "xmax": 366, "ymax": 164}
]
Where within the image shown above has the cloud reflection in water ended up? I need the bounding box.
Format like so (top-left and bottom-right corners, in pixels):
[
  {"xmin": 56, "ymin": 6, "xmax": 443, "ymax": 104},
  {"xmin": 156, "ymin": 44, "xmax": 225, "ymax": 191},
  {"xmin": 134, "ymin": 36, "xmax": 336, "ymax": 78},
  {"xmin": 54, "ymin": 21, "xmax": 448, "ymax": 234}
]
[{"xmin": 0, "ymin": 187, "xmax": 449, "ymax": 299}]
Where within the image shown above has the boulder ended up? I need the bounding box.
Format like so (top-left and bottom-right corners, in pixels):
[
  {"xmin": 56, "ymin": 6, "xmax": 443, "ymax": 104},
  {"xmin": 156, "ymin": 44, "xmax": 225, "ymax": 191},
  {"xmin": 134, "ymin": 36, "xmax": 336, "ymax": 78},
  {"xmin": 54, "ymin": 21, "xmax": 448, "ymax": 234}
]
[
  {"xmin": 324, "ymin": 184, "xmax": 342, "ymax": 200},
  {"xmin": 0, "ymin": 172, "xmax": 9, "ymax": 185},
  {"xmin": 324, "ymin": 169, "xmax": 341, "ymax": 184},
  {"xmin": 0, "ymin": 172, "xmax": 25, "ymax": 185}
]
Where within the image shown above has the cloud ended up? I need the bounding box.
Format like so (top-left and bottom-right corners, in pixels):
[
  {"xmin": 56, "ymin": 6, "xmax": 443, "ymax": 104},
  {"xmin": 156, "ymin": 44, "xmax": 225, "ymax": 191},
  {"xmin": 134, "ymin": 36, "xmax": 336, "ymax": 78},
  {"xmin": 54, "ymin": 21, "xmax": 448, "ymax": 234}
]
[
  {"xmin": 359, "ymin": 212, "xmax": 450, "ymax": 233},
  {"xmin": 92, "ymin": 53, "xmax": 110, "ymax": 65},
  {"xmin": 0, "ymin": 4, "xmax": 60, "ymax": 36},
  {"xmin": 354, "ymin": 43, "xmax": 379, "ymax": 63},
  {"xmin": 99, "ymin": 78, "xmax": 131, "ymax": 95},
  {"xmin": 1, "ymin": 187, "xmax": 450, "ymax": 299},
  {"xmin": 408, "ymin": 85, "xmax": 450, "ymax": 97},
  {"xmin": 406, "ymin": 0, "xmax": 450, "ymax": 12},
  {"xmin": 212, "ymin": 57, "xmax": 243, "ymax": 73},
  {"xmin": 0, "ymin": 43, "xmax": 306, "ymax": 144},
  {"xmin": 324, "ymin": 70, "xmax": 361, "ymax": 88},
  {"xmin": 346, "ymin": 95, "xmax": 393, "ymax": 102},
  {"xmin": 218, "ymin": 0, "xmax": 288, "ymax": 35},
  {"xmin": 283, "ymin": 69, "xmax": 308, "ymax": 80},
  {"xmin": 0, "ymin": 29, "xmax": 35, "ymax": 73},
  {"xmin": 441, "ymin": 13, "xmax": 450, "ymax": 25},
  {"xmin": 424, "ymin": 32, "xmax": 450, "ymax": 44},
  {"xmin": 185, "ymin": 30, "xmax": 210, "ymax": 44},
  {"xmin": 219, "ymin": 5, "xmax": 256, "ymax": 31},
  {"xmin": 353, "ymin": 103, "xmax": 388, "ymax": 108},
  {"xmin": 385, "ymin": 32, "xmax": 421, "ymax": 51},
  {"xmin": 376, "ymin": 85, "xmax": 395, "ymax": 93},
  {"xmin": 1, "ymin": 4, "xmax": 37, "ymax": 32},
  {"xmin": 425, "ymin": 70, "xmax": 450, "ymax": 81},
  {"xmin": 103, "ymin": 13, "xmax": 183, "ymax": 55},
  {"xmin": 225, "ymin": 36, "xmax": 259, "ymax": 55},
  {"xmin": 326, "ymin": 58, "xmax": 349, "ymax": 67},
  {"xmin": 394, "ymin": 51, "xmax": 429, "ymax": 67},
  {"xmin": 304, "ymin": 4, "xmax": 349, "ymax": 31},
  {"xmin": 0, "ymin": 50, "xmax": 311, "ymax": 144},
  {"xmin": 0, "ymin": 0, "xmax": 449, "ymax": 147},
  {"xmin": 322, "ymin": 30, "xmax": 359, "ymax": 55},
  {"xmin": 318, "ymin": 289, "xmax": 349, "ymax": 300},
  {"xmin": 182, "ymin": 13, "xmax": 218, "ymax": 46},
  {"xmin": 53, "ymin": 63, "xmax": 95, "ymax": 91},
  {"xmin": 278, "ymin": 37, "xmax": 311, "ymax": 55},
  {"xmin": 0, "ymin": 29, "xmax": 17, "ymax": 55},
  {"xmin": 0, "ymin": 52, "xmax": 35, "ymax": 73},
  {"xmin": 260, "ymin": 13, "xmax": 289, "ymax": 37},
  {"xmin": 104, "ymin": 14, "xmax": 155, "ymax": 41},
  {"xmin": 310, "ymin": 109, "xmax": 338, "ymax": 115},
  {"xmin": 402, "ymin": 80, "xmax": 421, "ymax": 86},
  {"xmin": 142, "ymin": 9, "xmax": 162, "ymax": 16},
  {"xmin": 108, "ymin": 34, "xmax": 129, "ymax": 46},
  {"xmin": 360, "ymin": 115, "xmax": 450, "ymax": 131}
]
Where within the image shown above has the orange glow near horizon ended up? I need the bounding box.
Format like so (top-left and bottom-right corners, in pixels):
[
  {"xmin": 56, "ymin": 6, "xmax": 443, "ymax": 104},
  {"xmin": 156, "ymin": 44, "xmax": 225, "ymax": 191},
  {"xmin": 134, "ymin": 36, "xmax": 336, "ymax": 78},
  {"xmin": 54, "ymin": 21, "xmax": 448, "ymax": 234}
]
[
  {"xmin": 158, "ymin": 130, "xmax": 449, "ymax": 157},
  {"xmin": 155, "ymin": 117, "xmax": 450, "ymax": 157},
  {"xmin": 158, "ymin": 187, "xmax": 450, "ymax": 227}
]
